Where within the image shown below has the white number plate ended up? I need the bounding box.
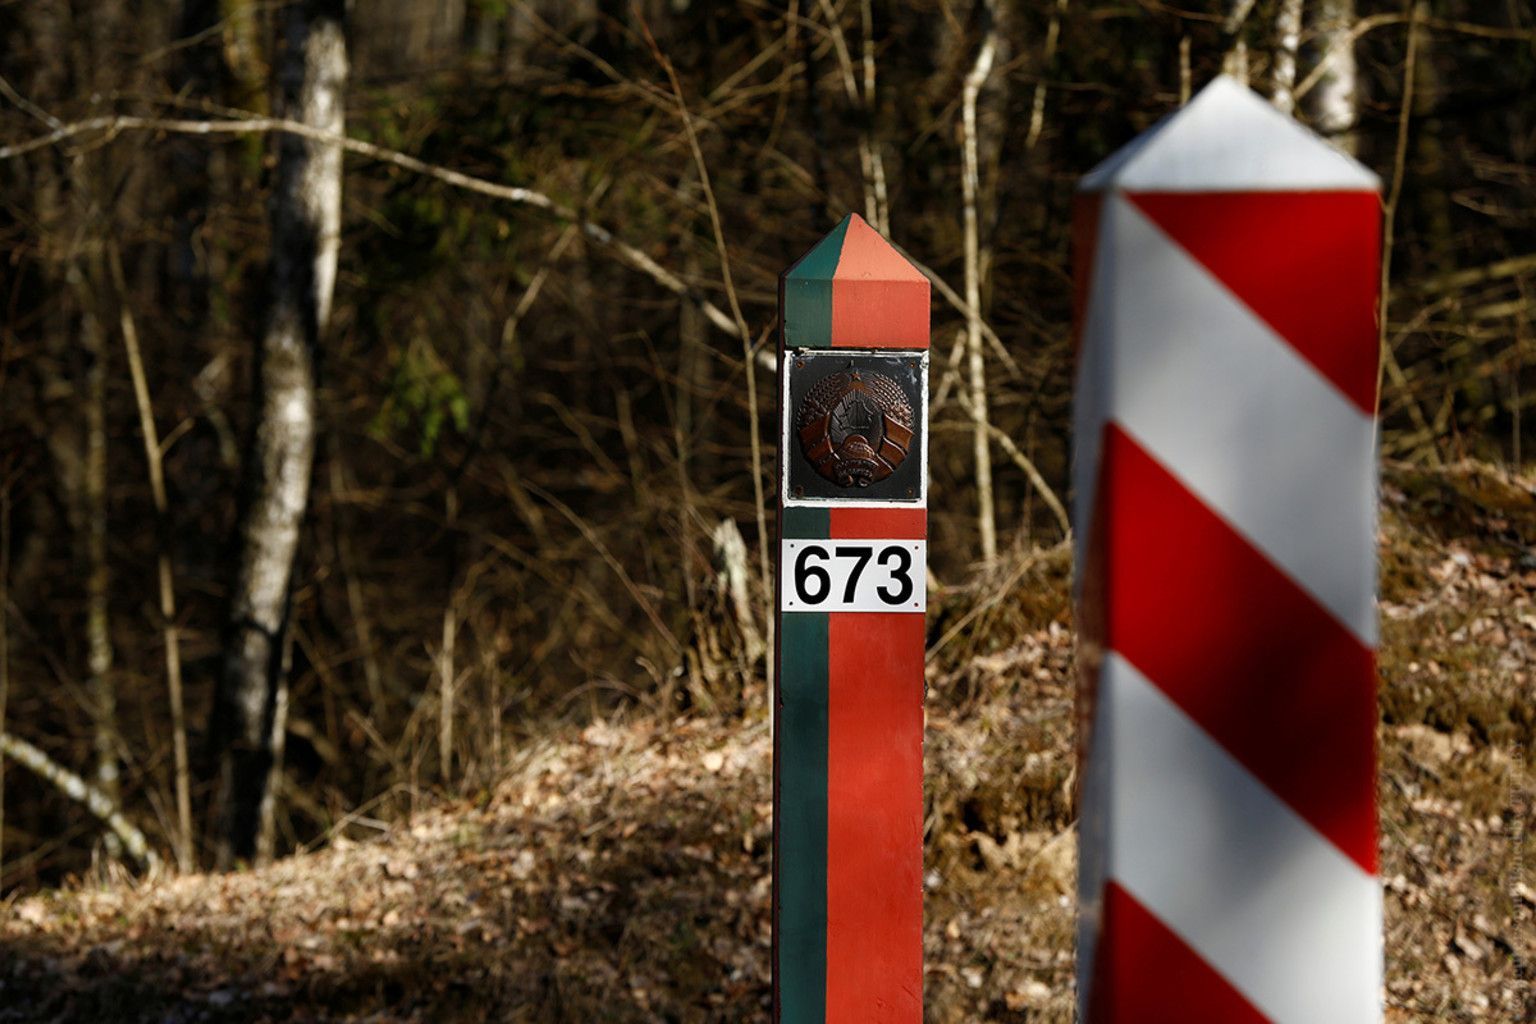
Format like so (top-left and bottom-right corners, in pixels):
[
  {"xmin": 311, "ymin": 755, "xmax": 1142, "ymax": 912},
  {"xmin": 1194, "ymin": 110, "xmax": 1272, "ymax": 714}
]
[{"xmin": 781, "ymin": 539, "xmax": 926, "ymax": 613}]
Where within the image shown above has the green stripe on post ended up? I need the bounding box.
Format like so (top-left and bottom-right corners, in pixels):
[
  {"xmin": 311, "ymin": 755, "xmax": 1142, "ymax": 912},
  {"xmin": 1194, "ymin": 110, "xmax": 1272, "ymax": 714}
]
[
  {"xmin": 782, "ymin": 216, "xmax": 851, "ymax": 350},
  {"xmin": 778, "ymin": 505, "xmax": 829, "ymax": 1022}
]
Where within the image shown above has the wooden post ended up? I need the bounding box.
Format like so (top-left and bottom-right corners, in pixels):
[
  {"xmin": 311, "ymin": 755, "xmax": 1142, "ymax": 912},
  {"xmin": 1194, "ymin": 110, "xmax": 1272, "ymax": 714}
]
[
  {"xmin": 1073, "ymin": 77, "xmax": 1383, "ymax": 1022},
  {"xmin": 774, "ymin": 213, "xmax": 929, "ymax": 1023}
]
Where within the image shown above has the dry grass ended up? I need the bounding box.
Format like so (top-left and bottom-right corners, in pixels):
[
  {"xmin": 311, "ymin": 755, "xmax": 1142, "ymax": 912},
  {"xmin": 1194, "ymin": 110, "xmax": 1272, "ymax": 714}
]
[{"xmin": 0, "ymin": 461, "xmax": 1531, "ymax": 1023}]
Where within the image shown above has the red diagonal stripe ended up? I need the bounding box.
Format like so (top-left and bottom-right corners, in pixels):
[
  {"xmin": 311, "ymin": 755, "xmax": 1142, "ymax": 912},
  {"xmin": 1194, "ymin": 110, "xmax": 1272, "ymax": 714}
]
[
  {"xmin": 1127, "ymin": 191, "xmax": 1380, "ymax": 414},
  {"xmin": 1087, "ymin": 882, "xmax": 1270, "ymax": 1024},
  {"xmin": 1095, "ymin": 424, "xmax": 1378, "ymax": 872}
]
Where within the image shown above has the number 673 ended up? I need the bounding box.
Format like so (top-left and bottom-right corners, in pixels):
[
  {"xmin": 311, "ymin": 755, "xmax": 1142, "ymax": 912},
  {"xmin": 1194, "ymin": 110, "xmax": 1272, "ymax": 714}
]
[{"xmin": 781, "ymin": 540, "xmax": 926, "ymax": 613}]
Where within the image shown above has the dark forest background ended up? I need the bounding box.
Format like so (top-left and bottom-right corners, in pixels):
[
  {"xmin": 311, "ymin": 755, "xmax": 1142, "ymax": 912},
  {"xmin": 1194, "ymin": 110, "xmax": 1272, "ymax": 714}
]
[{"xmin": 0, "ymin": 0, "xmax": 1532, "ymax": 893}]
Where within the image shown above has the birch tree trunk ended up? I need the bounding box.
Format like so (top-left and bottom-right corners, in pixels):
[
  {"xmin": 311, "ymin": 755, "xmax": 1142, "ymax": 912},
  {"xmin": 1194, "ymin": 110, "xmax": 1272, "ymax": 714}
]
[
  {"xmin": 1271, "ymin": 0, "xmax": 1305, "ymax": 114},
  {"xmin": 80, "ymin": 271, "xmax": 119, "ymax": 826},
  {"xmin": 213, "ymin": 0, "xmax": 346, "ymax": 869},
  {"xmin": 1222, "ymin": 0, "xmax": 1257, "ymax": 85},
  {"xmin": 1307, "ymin": 0, "xmax": 1359, "ymax": 154},
  {"xmin": 961, "ymin": 0, "xmax": 999, "ymax": 564}
]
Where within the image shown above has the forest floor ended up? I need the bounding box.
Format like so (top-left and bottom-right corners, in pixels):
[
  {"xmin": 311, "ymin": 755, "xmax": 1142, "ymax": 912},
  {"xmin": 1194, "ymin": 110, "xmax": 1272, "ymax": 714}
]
[{"xmin": 0, "ymin": 460, "xmax": 1532, "ymax": 1023}]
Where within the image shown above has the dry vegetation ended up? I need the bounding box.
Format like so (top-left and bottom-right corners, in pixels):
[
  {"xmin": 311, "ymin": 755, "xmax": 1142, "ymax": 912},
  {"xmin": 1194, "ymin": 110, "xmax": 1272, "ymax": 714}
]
[{"xmin": 1, "ymin": 461, "xmax": 1529, "ymax": 1024}]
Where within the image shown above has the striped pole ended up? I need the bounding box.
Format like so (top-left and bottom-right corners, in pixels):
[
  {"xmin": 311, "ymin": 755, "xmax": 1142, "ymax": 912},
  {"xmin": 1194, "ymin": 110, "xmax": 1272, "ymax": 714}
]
[
  {"xmin": 775, "ymin": 213, "xmax": 929, "ymax": 1024},
  {"xmin": 1073, "ymin": 76, "xmax": 1383, "ymax": 1023}
]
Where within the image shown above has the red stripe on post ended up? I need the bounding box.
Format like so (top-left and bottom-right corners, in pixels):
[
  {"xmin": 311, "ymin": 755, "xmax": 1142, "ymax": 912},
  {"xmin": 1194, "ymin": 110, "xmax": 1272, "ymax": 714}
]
[
  {"xmin": 822, "ymin": 504, "xmax": 925, "ymax": 1021},
  {"xmin": 825, "ymin": 609, "xmax": 924, "ymax": 1021},
  {"xmin": 1097, "ymin": 424, "xmax": 1378, "ymax": 872},
  {"xmin": 1087, "ymin": 882, "xmax": 1270, "ymax": 1024},
  {"xmin": 1126, "ymin": 191, "xmax": 1381, "ymax": 414},
  {"xmin": 829, "ymin": 506, "xmax": 927, "ymax": 540}
]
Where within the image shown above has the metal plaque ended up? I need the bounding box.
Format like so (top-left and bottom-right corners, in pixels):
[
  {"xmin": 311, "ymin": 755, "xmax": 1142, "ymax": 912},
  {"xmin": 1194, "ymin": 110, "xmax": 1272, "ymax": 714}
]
[{"xmin": 782, "ymin": 349, "xmax": 927, "ymax": 506}]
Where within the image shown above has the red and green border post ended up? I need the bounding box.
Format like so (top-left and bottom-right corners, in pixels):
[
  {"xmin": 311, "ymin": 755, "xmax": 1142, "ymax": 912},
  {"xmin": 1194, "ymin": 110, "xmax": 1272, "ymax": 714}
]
[{"xmin": 774, "ymin": 214, "xmax": 929, "ymax": 1023}]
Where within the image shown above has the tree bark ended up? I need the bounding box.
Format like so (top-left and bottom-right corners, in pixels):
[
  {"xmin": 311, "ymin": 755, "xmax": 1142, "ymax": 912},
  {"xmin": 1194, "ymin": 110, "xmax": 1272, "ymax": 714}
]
[
  {"xmin": 1271, "ymin": 0, "xmax": 1305, "ymax": 114},
  {"xmin": 69, "ymin": 260, "xmax": 120, "ymax": 825},
  {"xmin": 1306, "ymin": 0, "xmax": 1359, "ymax": 154},
  {"xmin": 213, "ymin": 0, "xmax": 346, "ymax": 869},
  {"xmin": 111, "ymin": 243, "xmax": 194, "ymax": 873},
  {"xmin": 0, "ymin": 731, "xmax": 157, "ymax": 869},
  {"xmin": 962, "ymin": 0, "xmax": 999, "ymax": 564},
  {"xmin": 1222, "ymin": 0, "xmax": 1257, "ymax": 85}
]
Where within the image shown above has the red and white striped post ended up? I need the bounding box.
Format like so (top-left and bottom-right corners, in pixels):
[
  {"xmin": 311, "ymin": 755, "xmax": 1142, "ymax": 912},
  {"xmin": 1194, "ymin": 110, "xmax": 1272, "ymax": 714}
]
[{"xmin": 1072, "ymin": 76, "xmax": 1384, "ymax": 1022}]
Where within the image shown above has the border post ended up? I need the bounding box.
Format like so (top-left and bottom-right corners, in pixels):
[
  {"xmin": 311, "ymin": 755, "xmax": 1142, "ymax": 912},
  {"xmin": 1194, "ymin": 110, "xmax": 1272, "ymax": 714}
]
[
  {"xmin": 1073, "ymin": 76, "xmax": 1384, "ymax": 1022},
  {"xmin": 773, "ymin": 213, "xmax": 930, "ymax": 1024}
]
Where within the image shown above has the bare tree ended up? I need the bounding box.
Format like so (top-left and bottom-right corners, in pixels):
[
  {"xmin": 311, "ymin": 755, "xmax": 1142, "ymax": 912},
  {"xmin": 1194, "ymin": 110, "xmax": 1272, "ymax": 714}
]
[
  {"xmin": 70, "ymin": 259, "xmax": 120, "ymax": 827},
  {"xmin": 0, "ymin": 478, "xmax": 9, "ymax": 884},
  {"xmin": 212, "ymin": 0, "xmax": 347, "ymax": 868},
  {"xmin": 962, "ymin": 0, "xmax": 1000, "ymax": 563},
  {"xmin": 1306, "ymin": 0, "xmax": 1359, "ymax": 154},
  {"xmin": 815, "ymin": 0, "xmax": 889, "ymax": 233},
  {"xmin": 111, "ymin": 244, "xmax": 193, "ymax": 873},
  {"xmin": 1222, "ymin": 0, "xmax": 1257, "ymax": 84},
  {"xmin": 1271, "ymin": 0, "xmax": 1305, "ymax": 114}
]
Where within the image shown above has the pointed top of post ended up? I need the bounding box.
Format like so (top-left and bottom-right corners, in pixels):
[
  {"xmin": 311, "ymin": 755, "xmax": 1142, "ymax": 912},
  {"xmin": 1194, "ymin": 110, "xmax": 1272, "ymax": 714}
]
[
  {"xmin": 782, "ymin": 213, "xmax": 929, "ymax": 350},
  {"xmin": 1079, "ymin": 74, "xmax": 1379, "ymax": 193},
  {"xmin": 785, "ymin": 213, "xmax": 928, "ymax": 284}
]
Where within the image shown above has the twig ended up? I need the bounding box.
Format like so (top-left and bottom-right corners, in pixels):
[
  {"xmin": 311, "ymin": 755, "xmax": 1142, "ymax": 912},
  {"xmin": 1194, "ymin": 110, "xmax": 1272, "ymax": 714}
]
[
  {"xmin": 521, "ymin": 480, "xmax": 682, "ymax": 656},
  {"xmin": 1404, "ymin": 253, "xmax": 1536, "ymax": 296},
  {"xmin": 925, "ymin": 540, "xmax": 1068, "ymax": 662},
  {"xmin": 108, "ymin": 243, "xmax": 193, "ymax": 873},
  {"xmin": 952, "ymin": 384, "xmax": 1071, "ymax": 538},
  {"xmin": 989, "ymin": 425, "xmax": 1070, "ymax": 539},
  {"xmin": 892, "ymin": 242, "xmax": 1022, "ymax": 379}
]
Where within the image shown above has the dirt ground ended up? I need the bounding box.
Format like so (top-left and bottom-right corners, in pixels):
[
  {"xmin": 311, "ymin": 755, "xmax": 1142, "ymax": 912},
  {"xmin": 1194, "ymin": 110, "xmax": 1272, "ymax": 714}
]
[{"xmin": 0, "ymin": 460, "xmax": 1531, "ymax": 1023}]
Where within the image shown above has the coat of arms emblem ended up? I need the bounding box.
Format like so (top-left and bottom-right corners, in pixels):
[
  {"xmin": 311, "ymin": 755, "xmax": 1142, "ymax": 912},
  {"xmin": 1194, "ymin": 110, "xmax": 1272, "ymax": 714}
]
[{"xmin": 796, "ymin": 369, "xmax": 915, "ymax": 488}]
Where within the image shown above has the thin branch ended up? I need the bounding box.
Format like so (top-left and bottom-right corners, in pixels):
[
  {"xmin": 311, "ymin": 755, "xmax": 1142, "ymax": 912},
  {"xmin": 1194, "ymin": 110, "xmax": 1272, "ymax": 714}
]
[
  {"xmin": 894, "ymin": 243, "xmax": 1022, "ymax": 379},
  {"xmin": 1405, "ymin": 253, "xmax": 1536, "ymax": 296},
  {"xmin": 109, "ymin": 242, "xmax": 193, "ymax": 873},
  {"xmin": 1, "ymin": 108, "xmax": 1012, "ymax": 380},
  {"xmin": 1026, "ymin": 0, "xmax": 1069, "ymax": 151},
  {"xmin": 952, "ymin": 382, "xmax": 1070, "ymax": 538},
  {"xmin": 0, "ymin": 730, "xmax": 159, "ymax": 868},
  {"xmin": 989, "ymin": 426, "xmax": 1070, "ymax": 539},
  {"xmin": 0, "ymin": 113, "xmax": 747, "ymax": 341},
  {"xmin": 521, "ymin": 480, "xmax": 682, "ymax": 656}
]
